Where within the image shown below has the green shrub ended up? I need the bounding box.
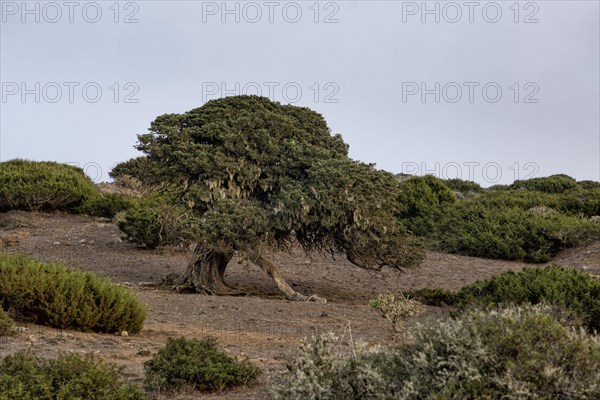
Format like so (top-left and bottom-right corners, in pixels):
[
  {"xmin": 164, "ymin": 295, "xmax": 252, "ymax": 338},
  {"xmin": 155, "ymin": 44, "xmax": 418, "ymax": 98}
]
[
  {"xmin": 578, "ymin": 180, "xmax": 600, "ymax": 190},
  {"xmin": 0, "ymin": 253, "xmax": 147, "ymax": 333},
  {"xmin": 77, "ymin": 192, "xmax": 136, "ymax": 219},
  {"xmin": 558, "ymin": 187, "xmax": 600, "ymax": 217},
  {"xmin": 433, "ymin": 201, "xmax": 600, "ymax": 262},
  {"xmin": 398, "ymin": 175, "xmax": 456, "ymax": 236},
  {"xmin": 0, "ymin": 308, "xmax": 15, "ymax": 337},
  {"xmin": 144, "ymin": 337, "xmax": 260, "ymax": 393},
  {"xmin": 406, "ymin": 265, "xmax": 600, "ymax": 332},
  {"xmin": 0, "ymin": 159, "xmax": 98, "ymax": 212},
  {"xmin": 110, "ymin": 157, "xmax": 160, "ymax": 187},
  {"xmin": 115, "ymin": 192, "xmax": 197, "ymax": 249},
  {"xmin": 487, "ymin": 183, "xmax": 509, "ymax": 191},
  {"xmin": 0, "ymin": 351, "xmax": 147, "ymax": 400},
  {"xmin": 271, "ymin": 305, "xmax": 600, "ymax": 399},
  {"xmin": 467, "ymin": 186, "xmax": 600, "ymax": 218},
  {"xmin": 510, "ymin": 174, "xmax": 578, "ymax": 194},
  {"xmin": 443, "ymin": 178, "xmax": 482, "ymax": 194},
  {"xmin": 471, "ymin": 189, "xmax": 557, "ymax": 210}
]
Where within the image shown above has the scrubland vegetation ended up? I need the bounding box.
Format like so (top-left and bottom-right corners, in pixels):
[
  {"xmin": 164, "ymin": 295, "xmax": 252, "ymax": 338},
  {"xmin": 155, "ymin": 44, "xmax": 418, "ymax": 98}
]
[
  {"xmin": 144, "ymin": 337, "xmax": 261, "ymax": 393},
  {"xmin": 1, "ymin": 97, "xmax": 599, "ymax": 398},
  {"xmin": 399, "ymin": 174, "xmax": 600, "ymax": 262},
  {"xmin": 273, "ymin": 268, "xmax": 600, "ymax": 399},
  {"xmin": 2, "ymin": 158, "xmax": 600, "ymax": 398},
  {"xmin": 0, "ymin": 253, "xmax": 146, "ymax": 333},
  {"xmin": 0, "ymin": 352, "xmax": 148, "ymax": 400}
]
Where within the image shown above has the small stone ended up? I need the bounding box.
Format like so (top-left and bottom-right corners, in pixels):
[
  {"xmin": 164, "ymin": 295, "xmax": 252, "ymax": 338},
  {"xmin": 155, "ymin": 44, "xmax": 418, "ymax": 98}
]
[
  {"xmin": 79, "ymin": 239, "xmax": 86, "ymax": 244},
  {"xmin": 53, "ymin": 241, "xmax": 60, "ymax": 245}
]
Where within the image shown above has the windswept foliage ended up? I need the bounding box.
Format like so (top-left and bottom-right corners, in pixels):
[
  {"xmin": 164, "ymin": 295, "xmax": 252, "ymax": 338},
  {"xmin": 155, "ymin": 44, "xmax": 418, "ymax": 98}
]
[{"xmin": 112, "ymin": 96, "xmax": 423, "ymax": 270}]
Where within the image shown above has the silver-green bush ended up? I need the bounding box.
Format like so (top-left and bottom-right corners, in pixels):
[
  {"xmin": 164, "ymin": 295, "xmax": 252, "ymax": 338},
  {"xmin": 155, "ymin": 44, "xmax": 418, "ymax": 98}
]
[
  {"xmin": 271, "ymin": 304, "xmax": 600, "ymax": 399},
  {"xmin": 269, "ymin": 332, "xmax": 394, "ymax": 400}
]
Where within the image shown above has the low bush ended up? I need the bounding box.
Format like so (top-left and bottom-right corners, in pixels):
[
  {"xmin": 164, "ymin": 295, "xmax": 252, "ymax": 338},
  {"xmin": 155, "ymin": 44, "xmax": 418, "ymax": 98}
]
[
  {"xmin": 270, "ymin": 332, "xmax": 395, "ymax": 400},
  {"xmin": 115, "ymin": 192, "xmax": 197, "ymax": 249},
  {"xmin": 487, "ymin": 184, "xmax": 509, "ymax": 191},
  {"xmin": 0, "ymin": 351, "xmax": 147, "ymax": 399},
  {"xmin": 0, "ymin": 253, "xmax": 147, "ymax": 333},
  {"xmin": 406, "ymin": 265, "xmax": 600, "ymax": 332},
  {"xmin": 443, "ymin": 178, "xmax": 483, "ymax": 194},
  {"xmin": 470, "ymin": 189, "xmax": 557, "ymax": 210},
  {"xmin": 0, "ymin": 159, "xmax": 98, "ymax": 212},
  {"xmin": 271, "ymin": 304, "xmax": 600, "ymax": 399},
  {"xmin": 110, "ymin": 157, "xmax": 161, "ymax": 187},
  {"xmin": 432, "ymin": 201, "xmax": 600, "ymax": 262},
  {"xmin": 77, "ymin": 192, "xmax": 136, "ymax": 219},
  {"xmin": 398, "ymin": 175, "xmax": 456, "ymax": 236},
  {"xmin": 144, "ymin": 337, "xmax": 260, "ymax": 393},
  {"xmin": 0, "ymin": 308, "xmax": 15, "ymax": 337},
  {"xmin": 466, "ymin": 186, "xmax": 600, "ymax": 218},
  {"xmin": 389, "ymin": 304, "xmax": 600, "ymax": 399},
  {"xmin": 510, "ymin": 174, "xmax": 578, "ymax": 193},
  {"xmin": 558, "ymin": 187, "xmax": 600, "ymax": 217},
  {"xmin": 579, "ymin": 180, "xmax": 600, "ymax": 190}
]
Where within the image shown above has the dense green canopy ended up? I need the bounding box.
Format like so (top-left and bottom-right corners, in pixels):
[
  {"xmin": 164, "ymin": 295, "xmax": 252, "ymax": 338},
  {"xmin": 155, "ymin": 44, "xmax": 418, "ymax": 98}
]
[{"xmin": 112, "ymin": 96, "xmax": 423, "ymax": 270}]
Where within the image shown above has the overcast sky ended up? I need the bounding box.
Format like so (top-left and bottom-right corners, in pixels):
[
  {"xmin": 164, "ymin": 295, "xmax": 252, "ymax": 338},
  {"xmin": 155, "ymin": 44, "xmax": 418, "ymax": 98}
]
[{"xmin": 1, "ymin": 0, "xmax": 598, "ymax": 186}]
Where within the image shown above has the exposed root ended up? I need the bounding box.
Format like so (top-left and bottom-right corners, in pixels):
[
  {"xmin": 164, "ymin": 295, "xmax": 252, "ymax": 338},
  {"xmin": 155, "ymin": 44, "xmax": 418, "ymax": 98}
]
[{"xmin": 253, "ymin": 255, "xmax": 327, "ymax": 304}]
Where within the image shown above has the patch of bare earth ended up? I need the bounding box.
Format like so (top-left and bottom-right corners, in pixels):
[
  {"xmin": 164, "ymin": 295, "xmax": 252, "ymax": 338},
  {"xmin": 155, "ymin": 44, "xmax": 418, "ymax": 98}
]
[{"xmin": 1, "ymin": 211, "xmax": 597, "ymax": 399}]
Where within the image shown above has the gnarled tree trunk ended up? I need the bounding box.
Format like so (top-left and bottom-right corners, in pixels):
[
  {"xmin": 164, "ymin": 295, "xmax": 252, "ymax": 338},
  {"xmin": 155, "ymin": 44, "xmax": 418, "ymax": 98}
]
[
  {"xmin": 175, "ymin": 244, "xmax": 327, "ymax": 303},
  {"xmin": 175, "ymin": 244, "xmax": 238, "ymax": 294},
  {"xmin": 252, "ymin": 256, "xmax": 327, "ymax": 304}
]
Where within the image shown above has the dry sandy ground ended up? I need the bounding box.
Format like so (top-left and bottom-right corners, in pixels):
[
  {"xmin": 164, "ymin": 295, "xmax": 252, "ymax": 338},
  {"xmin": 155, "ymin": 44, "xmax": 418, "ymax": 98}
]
[{"xmin": 1, "ymin": 211, "xmax": 598, "ymax": 399}]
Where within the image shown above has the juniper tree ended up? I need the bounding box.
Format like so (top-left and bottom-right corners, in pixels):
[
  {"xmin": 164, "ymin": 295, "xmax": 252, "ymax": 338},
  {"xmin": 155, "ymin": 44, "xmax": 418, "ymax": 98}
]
[{"xmin": 111, "ymin": 96, "xmax": 423, "ymax": 302}]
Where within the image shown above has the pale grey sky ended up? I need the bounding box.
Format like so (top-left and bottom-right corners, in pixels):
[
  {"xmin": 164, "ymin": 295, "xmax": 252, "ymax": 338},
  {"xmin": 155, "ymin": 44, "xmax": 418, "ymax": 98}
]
[{"xmin": 1, "ymin": 0, "xmax": 599, "ymax": 186}]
